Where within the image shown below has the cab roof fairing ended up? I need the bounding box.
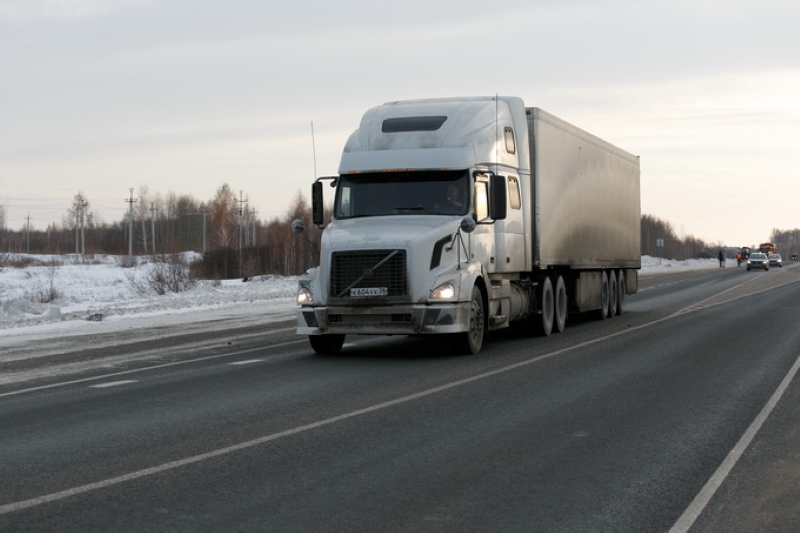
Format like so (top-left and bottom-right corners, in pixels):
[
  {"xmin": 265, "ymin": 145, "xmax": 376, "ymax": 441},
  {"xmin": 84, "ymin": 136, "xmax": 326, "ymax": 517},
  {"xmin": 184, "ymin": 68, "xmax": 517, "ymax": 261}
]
[{"xmin": 338, "ymin": 97, "xmax": 529, "ymax": 174}]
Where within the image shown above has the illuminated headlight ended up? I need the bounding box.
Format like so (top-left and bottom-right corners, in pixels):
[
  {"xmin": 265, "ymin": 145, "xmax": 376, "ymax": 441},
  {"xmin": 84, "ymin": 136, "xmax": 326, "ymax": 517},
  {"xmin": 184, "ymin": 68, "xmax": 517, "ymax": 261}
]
[
  {"xmin": 430, "ymin": 282, "xmax": 456, "ymax": 300},
  {"xmin": 296, "ymin": 287, "xmax": 314, "ymax": 304}
]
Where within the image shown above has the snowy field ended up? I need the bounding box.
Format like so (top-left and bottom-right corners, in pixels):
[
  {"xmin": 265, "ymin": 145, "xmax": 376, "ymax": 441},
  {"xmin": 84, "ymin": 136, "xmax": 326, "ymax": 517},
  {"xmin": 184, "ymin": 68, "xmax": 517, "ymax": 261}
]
[{"xmin": 0, "ymin": 253, "xmax": 719, "ymax": 334}]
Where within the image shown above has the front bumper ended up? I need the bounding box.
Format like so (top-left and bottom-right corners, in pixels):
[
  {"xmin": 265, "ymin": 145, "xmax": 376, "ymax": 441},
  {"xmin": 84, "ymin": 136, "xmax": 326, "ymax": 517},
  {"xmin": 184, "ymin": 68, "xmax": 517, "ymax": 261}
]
[{"xmin": 297, "ymin": 302, "xmax": 471, "ymax": 336}]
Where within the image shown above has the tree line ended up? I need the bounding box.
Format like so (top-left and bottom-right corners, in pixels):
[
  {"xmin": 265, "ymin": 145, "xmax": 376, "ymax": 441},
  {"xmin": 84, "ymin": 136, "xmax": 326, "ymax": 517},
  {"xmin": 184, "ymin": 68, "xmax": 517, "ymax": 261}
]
[
  {"xmin": 1, "ymin": 186, "xmax": 797, "ymax": 276},
  {"xmin": 640, "ymin": 214, "xmax": 800, "ymax": 259},
  {"xmin": 640, "ymin": 214, "xmax": 718, "ymax": 259},
  {"xmin": 769, "ymin": 228, "xmax": 800, "ymax": 258},
  {"xmin": 1, "ymin": 184, "xmax": 324, "ymax": 278}
]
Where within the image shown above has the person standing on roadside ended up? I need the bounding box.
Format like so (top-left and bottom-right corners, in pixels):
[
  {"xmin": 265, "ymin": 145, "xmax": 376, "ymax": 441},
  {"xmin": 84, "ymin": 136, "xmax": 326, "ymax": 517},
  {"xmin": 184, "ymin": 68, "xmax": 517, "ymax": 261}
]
[{"xmin": 718, "ymin": 249, "xmax": 725, "ymax": 268}]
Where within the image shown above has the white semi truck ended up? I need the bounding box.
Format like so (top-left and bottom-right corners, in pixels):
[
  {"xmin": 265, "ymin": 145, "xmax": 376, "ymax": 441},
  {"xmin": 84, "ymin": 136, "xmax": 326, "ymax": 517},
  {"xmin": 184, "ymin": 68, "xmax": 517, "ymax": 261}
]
[{"xmin": 294, "ymin": 96, "xmax": 640, "ymax": 355}]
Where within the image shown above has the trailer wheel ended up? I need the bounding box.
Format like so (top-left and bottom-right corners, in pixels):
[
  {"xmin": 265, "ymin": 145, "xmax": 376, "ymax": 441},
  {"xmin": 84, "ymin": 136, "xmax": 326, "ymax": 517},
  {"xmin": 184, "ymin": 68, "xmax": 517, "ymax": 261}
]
[
  {"xmin": 607, "ymin": 270, "xmax": 618, "ymax": 317},
  {"xmin": 616, "ymin": 270, "xmax": 627, "ymax": 315},
  {"xmin": 554, "ymin": 275, "xmax": 567, "ymax": 333},
  {"xmin": 535, "ymin": 276, "xmax": 554, "ymax": 336},
  {"xmin": 594, "ymin": 271, "xmax": 609, "ymax": 320},
  {"xmin": 309, "ymin": 334, "xmax": 345, "ymax": 355},
  {"xmin": 454, "ymin": 285, "xmax": 485, "ymax": 355}
]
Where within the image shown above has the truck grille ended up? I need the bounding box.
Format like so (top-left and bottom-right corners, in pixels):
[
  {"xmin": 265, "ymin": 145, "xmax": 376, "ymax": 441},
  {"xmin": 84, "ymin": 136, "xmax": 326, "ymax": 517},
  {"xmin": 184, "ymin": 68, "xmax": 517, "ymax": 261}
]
[{"xmin": 330, "ymin": 250, "xmax": 408, "ymax": 299}]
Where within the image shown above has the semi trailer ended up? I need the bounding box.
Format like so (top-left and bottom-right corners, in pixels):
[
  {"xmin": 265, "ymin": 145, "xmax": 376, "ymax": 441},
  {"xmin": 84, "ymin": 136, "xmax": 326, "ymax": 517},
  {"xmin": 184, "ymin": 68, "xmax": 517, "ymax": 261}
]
[{"xmin": 294, "ymin": 96, "xmax": 641, "ymax": 355}]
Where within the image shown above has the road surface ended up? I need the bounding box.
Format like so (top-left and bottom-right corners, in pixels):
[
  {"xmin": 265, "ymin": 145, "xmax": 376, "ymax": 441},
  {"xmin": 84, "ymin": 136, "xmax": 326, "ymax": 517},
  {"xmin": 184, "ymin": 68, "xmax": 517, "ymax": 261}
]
[{"xmin": 1, "ymin": 264, "xmax": 799, "ymax": 531}]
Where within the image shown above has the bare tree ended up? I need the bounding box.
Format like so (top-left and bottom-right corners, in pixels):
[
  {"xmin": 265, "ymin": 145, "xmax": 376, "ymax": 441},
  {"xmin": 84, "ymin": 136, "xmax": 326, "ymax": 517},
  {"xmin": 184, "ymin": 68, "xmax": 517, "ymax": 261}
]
[
  {"xmin": 62, "ymin": 192, "xmax": 100, "ymax": 255},
  {"xmin": 209, "ymin": 183, "xmax": 237, "ymax": 249}
]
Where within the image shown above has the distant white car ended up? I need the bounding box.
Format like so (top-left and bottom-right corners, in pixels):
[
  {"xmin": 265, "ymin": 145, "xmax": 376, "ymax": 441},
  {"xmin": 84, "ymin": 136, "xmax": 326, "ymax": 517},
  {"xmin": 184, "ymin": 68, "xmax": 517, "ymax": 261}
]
[
  {"xmin": 747, "ymin": 253, "xmax": 769, "ymax": 271},
  {"xmin": 768, "ymin": 254, "xmax": 782, "ymax": 268}
]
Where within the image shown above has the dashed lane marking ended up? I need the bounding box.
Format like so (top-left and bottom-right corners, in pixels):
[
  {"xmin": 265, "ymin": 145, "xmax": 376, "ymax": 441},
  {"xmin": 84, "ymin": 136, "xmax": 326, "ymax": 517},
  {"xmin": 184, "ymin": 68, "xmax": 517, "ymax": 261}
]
[{"xmin": 89, "ymin": 380, "xmax": 138, "ymax": 388}]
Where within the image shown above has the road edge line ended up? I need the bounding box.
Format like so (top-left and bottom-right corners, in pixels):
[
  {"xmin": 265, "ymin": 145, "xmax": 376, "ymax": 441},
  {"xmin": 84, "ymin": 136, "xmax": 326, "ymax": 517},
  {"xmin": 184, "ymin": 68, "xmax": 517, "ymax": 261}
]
[{"xmin": 669, "ymin": 353, "xmax": 800, "ymax": 532}]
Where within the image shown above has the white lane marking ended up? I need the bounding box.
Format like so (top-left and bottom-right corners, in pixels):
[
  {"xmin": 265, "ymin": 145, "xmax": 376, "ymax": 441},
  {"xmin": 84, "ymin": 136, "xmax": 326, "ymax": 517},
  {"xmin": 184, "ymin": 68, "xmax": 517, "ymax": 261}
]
[
  {"xmin": 229, "ymin": 360, "xmax": 264, "ymax": 366},
  {"xmin": 89, "ymin": 380, "xmax": 138, "ymax": 389},
  {"xmin": 669, "ymin": 352, "xmax": 800, "ymax": 533}
]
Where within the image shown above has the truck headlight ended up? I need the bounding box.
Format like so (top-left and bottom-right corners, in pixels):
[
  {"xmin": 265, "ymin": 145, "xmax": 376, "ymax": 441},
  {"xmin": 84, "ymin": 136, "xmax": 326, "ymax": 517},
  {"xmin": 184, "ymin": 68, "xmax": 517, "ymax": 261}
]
[
  {"xmin": 430, "ymin": 282, "xmax": 456, "ymax": 300},
  {"xmin": 297, "ymin": 287, "xmax": 314, "ymax": 304}
]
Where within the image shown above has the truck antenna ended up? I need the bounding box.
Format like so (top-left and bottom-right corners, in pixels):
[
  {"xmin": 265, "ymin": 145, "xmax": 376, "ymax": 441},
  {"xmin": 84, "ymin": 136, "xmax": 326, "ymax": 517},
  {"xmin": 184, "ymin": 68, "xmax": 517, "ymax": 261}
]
[
  {"xmin": 495, "ymin": 94, "xmax": 499, "ymax": 173},
  {"xmin": 310, "ymin": 120, "xmax": 318, "ymax": 179}
]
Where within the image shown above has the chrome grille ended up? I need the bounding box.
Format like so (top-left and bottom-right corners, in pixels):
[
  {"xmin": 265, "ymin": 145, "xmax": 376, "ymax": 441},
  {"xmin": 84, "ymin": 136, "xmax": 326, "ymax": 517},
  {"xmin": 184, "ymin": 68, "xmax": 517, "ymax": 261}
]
[{"xmin": 330, "ymin": 250, "xmax": 408, "ymax": 298}]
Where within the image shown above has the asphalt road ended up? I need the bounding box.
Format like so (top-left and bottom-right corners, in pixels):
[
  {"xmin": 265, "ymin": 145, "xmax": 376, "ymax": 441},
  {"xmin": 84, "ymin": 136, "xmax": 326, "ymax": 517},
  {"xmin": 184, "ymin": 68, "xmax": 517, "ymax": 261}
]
[{"xmin": 1, "ymin": 263, "xmax": 799, "ymax": 532}]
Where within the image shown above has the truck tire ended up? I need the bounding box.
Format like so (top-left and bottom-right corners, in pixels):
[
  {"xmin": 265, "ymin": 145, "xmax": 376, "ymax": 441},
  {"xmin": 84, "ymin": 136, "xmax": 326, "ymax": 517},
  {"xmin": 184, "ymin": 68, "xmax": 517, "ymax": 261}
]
[
  {"xmin": 535, "ymin": 276, "xmax": 554, "ymax": 336},
  {"xmin": 309, "ymin": 334, "xmax": 345, "ymax": 355},
  {"xmin": 607, "ymin": 270, "xmax": 618, "ymax": 317},
  {"xmin": 454, "ymin": 285, "xmax": 485, "ymax": 355},
  {"xmin": 594, "ymin": 271, "xmax": 609, "ymax": 320},
  {"xmin": 616, "ymin": 270, "xmax": 627, "ymax": 315},
  {"xmin": 554, "ymin": 275, "xmax": 567, "ymax": 333}
]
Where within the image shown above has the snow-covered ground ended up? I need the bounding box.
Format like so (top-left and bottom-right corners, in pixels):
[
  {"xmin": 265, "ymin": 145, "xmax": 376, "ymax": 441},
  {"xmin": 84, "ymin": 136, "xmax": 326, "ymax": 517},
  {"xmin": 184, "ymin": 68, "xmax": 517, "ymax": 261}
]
[
  {"xmin": 1, "ymin": 254, "xmax": 298, "ymax": 329},
  {"xmin": 0, "ymin": 253, "xmax": 721, "ymax": 369}
]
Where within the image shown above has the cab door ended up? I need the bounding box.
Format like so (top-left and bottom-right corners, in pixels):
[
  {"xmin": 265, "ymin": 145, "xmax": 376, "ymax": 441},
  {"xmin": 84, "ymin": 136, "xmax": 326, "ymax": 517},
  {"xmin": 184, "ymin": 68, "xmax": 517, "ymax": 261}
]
[{"xmin": 494, "ymin": 175, "xmax": 525, "ymax": 272}]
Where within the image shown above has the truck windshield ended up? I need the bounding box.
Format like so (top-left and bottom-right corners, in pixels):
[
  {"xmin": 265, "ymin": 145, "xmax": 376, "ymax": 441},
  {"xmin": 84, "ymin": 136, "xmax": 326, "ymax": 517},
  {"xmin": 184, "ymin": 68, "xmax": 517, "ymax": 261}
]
[{"xmin": 334, "ymin": 170, "xmax": 470, "ymax": 218}]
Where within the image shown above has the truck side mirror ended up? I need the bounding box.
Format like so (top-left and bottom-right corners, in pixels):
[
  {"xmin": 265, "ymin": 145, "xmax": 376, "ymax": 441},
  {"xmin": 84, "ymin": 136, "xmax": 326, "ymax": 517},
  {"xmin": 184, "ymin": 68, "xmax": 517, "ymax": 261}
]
[
  {"xmin": 312, "ymin": 181, "xmax": 324, "ymax": 226},
  {"xmin": 489, "ymin": 174, "xmax": 507, "ymax": 220}
]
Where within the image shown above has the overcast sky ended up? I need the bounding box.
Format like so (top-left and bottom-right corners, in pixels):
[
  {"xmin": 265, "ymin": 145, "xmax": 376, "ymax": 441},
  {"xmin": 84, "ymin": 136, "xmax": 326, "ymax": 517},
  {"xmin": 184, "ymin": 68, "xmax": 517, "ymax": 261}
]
[{"xmin": 1, "ymin": 0, "xmax": 798, "ymax": 249}]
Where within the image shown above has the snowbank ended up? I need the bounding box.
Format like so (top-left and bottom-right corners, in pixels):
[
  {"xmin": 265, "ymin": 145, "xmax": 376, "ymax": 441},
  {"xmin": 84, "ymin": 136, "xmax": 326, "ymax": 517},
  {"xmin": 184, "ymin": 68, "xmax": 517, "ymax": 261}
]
[{"xmin": 0, "ymin": 254, "xmax": 298, "ymax": 331}]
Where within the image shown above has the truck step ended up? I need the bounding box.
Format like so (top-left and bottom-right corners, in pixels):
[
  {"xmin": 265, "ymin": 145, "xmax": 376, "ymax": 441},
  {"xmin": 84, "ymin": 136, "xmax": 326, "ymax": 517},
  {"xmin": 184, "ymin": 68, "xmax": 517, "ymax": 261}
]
[{"xmin": 490, "ymin": 314, "xmax": 508, "ymax": 326}]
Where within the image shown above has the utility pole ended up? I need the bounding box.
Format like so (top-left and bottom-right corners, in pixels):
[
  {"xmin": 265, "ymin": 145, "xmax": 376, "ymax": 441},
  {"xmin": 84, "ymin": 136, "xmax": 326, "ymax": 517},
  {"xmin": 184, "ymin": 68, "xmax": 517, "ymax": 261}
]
[
  {"xmin": 236, "ymin": 190, "xmax": 248, "ymax": 277},
  {"xmin": 151, "ymin": 202, "xmax": 157, "ymax": 260},
  {"xmin": 77, "ymin": 198, "xmax": 87, "ymax": 257},
  {"xmin": 26, "ymin": 213, "xmax": 31, "ymax": 254},
  {"xmin": 251, "ymin": 207, "xmax": 257, "ymax": 247},
  {"xmin": 75, "ymin": 194, "xmax": 89, "ymax": 261},
  {"xmin": 166, "ymin": 204, "xmax": 171, "ymax": 253},
  {"xmin": 125, "ymin": 188, "xmax": 137, "ymax": 259},
  {"xmin": 74, "ymin": 204, "xmax": 80, "ymax": 259},
  {"xmin": 80, "ymin": 203, "xmax": 84, "ymax": 257}
]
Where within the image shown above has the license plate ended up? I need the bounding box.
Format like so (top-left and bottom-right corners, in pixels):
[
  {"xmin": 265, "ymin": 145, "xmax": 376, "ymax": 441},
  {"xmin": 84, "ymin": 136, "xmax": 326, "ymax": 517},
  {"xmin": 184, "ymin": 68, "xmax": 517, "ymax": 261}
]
[{"xmin": 350, "ymin": 287, "xmax": 388, "ymax": 297}]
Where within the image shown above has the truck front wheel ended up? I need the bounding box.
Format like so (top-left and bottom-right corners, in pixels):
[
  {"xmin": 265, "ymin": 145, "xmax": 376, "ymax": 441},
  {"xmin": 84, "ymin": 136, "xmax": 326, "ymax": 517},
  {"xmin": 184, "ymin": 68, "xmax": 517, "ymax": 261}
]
[
  {"xmin": 309, "ymin": 334, "xmax": 345, "ymax": 355},
  {"xmin": 454, "ymin": 285, "xmax": 485, "ymax": 355}
]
